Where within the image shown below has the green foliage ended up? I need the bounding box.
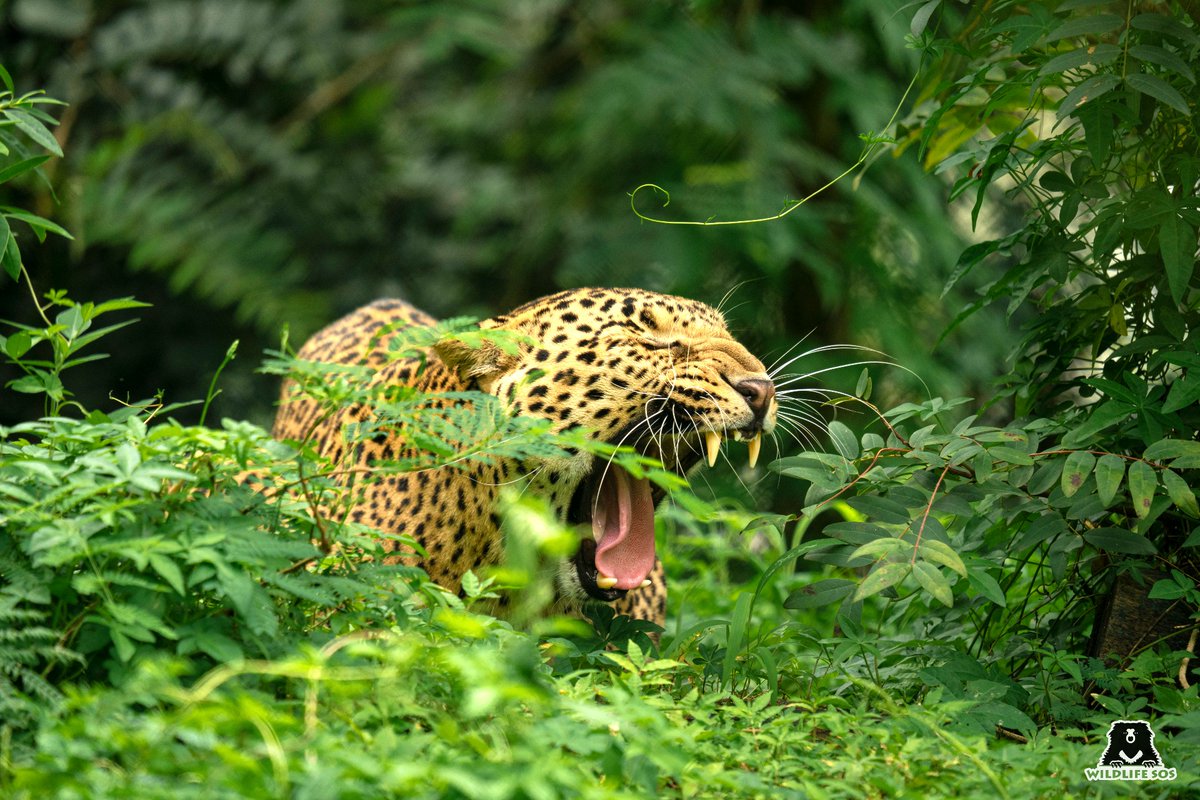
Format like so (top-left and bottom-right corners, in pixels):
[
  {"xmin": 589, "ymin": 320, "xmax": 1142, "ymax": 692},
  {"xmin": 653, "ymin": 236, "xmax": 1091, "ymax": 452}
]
[
  {"xmin": 746, "ymin": 0, "xmax": 1200, "ymax": 763},
  {"xmin": 0, "ymin": 0, "xmax": 1014, "ymax": 425},
  {"xmin": 5, "ymin": 4, "xmax": 1200, "ymax": 796}
]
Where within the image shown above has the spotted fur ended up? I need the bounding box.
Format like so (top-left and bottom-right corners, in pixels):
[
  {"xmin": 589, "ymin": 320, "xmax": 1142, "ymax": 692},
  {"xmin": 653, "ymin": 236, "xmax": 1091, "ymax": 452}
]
[{"xmin": 272, "ymin": 288, "xmax": 777, "ymax": 626}]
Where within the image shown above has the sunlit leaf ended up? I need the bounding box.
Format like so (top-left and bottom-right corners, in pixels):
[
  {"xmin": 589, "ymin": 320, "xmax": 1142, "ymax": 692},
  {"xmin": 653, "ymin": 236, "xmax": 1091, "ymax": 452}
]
[
  {"xmin": 853, "ymin": 562, "xmax": 909, "ymax": 600},
  {"xmin": 1162, "ymin": 469, "xmax": 1199, "ymax": 518},
  {"xmin": 912, "ymin": 561, "xmax": 953, "ymax": 606}
]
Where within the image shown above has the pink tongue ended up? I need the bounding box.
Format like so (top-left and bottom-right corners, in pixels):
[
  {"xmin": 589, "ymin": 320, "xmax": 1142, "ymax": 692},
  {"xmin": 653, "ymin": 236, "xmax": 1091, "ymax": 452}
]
[{"xmin": 592, "ymin": 465, "xmax": 656, "ymax": 590}]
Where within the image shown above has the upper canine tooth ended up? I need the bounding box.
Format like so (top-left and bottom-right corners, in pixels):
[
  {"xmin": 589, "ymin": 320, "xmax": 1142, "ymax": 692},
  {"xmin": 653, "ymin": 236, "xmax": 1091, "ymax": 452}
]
[
  {"xmin": 595, "ymin": 575, "xmax": 618, "ymax": 590},
  {"xmin": 704, "ymin": 430, "xmax": 721, "ymax": 467},
  {"xmin": 748, "ymin": 433, "xmax": 762, "ymax": 469}
]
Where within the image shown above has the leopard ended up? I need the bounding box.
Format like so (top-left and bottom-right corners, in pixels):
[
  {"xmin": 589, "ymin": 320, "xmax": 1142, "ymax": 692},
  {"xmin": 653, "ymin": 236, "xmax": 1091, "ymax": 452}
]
[{"xmin": 271, "ymin": 288, "xmax": 777, "ymax": 627}]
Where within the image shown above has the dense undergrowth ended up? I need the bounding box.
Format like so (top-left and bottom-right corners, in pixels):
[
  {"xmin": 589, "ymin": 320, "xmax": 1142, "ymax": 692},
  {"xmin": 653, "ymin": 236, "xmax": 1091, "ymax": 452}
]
[{"xmin": 4, "ymin": 2, "xmax": 1200, "ymax": 797}]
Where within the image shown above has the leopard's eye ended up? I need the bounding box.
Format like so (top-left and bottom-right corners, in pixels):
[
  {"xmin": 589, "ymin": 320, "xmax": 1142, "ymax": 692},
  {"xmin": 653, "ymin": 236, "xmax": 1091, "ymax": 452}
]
[{"xmin": 641, "ymin": 338, "xmax": 688, "ymax": 354}]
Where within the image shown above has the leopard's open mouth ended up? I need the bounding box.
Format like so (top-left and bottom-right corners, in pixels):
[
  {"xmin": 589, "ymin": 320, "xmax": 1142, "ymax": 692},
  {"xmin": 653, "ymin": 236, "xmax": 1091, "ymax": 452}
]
[{"xmin": 565, "ymin": 421, "xmax": 765, "ymax": 603}]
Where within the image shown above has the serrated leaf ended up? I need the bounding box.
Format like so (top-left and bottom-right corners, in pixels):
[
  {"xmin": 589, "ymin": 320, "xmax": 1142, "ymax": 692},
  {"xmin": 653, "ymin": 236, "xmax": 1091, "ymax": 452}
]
[
  {"xmin": 1094, "ymin": 454, "xmax": 1125, "ymax": 507},
  {"xmin": 783, "ymin": 578, "xmax": 856, "ymax": 610},
  {"xmin": 1126, "ymin": 72, "xmax": 1191, "ymax": 115},
  {"xmin": 1127, "ymin": 460, "xmax": 1157, "ymax": 519},
  {"xmin": 918, "ymin": 539, "xmax": 967, "ymax": 577},
  {"xmin": 913, "ymin": 561, "xmax": 953, "ymax": 606},
  {"xmin": 1083, "ymin": 527, "xmax": 1157, "ymax": 554},
  {"xmin": 1162, "ymin": 469, "xmax": 1199, "ymax": 518},
  {"xmin": 1060, "ymin": 450, "xmax": 1096, "ymax": 497},
  {"xmin": 853, "ymin": 562, "xmax": 909, "ymax": 600}
]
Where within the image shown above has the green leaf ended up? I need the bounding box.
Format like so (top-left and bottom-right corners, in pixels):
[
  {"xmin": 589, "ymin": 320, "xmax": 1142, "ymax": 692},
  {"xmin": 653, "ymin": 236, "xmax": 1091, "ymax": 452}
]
[
  {"xmin": 912, "ymin": 561, "xmax": 953, "ymax": 607},
  {"xmin": 1041, "ymin": 43, "xmax": 1120, "ymax": 76},
  {"xmin": 1058, "ymin": 73, "xmax": 1121, "ymax": 119},
  {"xmin": 1126, "ymin": 461, "xmax": 1157, "ymax": 519},
  {"xmin": 1159, "ymin": 214, "xmax": 1196, "ymax": 304},
  {"xmin": 827, "ymin": 420, "xmax": 859, "ymax": 459},
  {"xmin": 1162, "ymin": 469, "xmax": 1199, "ymax": 518},
  {"xmin": 1061, "ymin": 400, "xmax": 1130, "ymax": 448},
  {"xmin": 990, "ymin": 446, "xmax": 1034, "ymax": 466},
  {"xmin": 917, "ymin": 539, "xmax": 967, "ymax": 577},
  {"xmin": 2, "ymin": 231, "xmax": 20, "ymax": 281},
  {"xmin": 1130, "ymin": 13, "xmax": 1200, "ymax": 46},
  {"xmin": 844, "ymin": 495, "xmax": 910, "ymax": 524},
  {"xmin": 1163, "ymin": 375, "xmax": 1200, "ymax": 415},
  {"xmin": 849, "ymin": 538, "xmax": 909, "ymax": 561},
  {"xmin": 967, "ymin": 569, "xmax": 1006, "ymax": 607},
  {"xmin": 0, "ymin": 64, "xmax": 13, "ymax": 95},
  {"xmin": 1144, "ymin": 439, "xmax": 1200, "ymax": 461},
  {"xmin": 1060, "ymin": 450, "xmax": 1095, "ymax": 497},
  {"xmin": 1125, "ymin": 72, "xmax": 1191, "ymax": 115},
  {"xmin": 0, "ymin": 214, "xmax": 10, "ymax": 269},
  {"xmin": 4, "ymin": 108, "xmax": 62, "ymax": 156},
  {"xmin": 1129, "ymin": 43, "xmax": 1196, "ymax": 83},
  {"xmin": 1147, "ymin": 577, "xmax": 1189, "ymax": 601},
  {"xmin": 910, "ymin": 0, "xmax": 940, "ymax": 36},
  {"xmin": 1045, "ymin": 14, "xmax": 1124, "ymax": 43},
  {"xmin": 853, "ymin": 562, "xmax": 909, "ymax": 600},
  {"xmin": 0, "ymin": 155, "xmax": 50, "ymax": 185},
  {"xmin": 0, "ymin": 208, "xmax": 73, "ymax": 240},
  {"xmin": 1083, "ymin": 527, "xmax": 1157, "ymax": 554},
  {"xmin": 5, "ymin": 329, "xmax": 33, "ymax": 359},
  {"xmin": 783, "ymin": 578, "xmax": 856, "ymax": 610},
  {"xmin": 1094, "ymin": 454, "xmax": 1125, "ymax": 507},
  {"xmin": 1039, "ymin": 171, "xmax": 1074, "ymax": 192},
  {"xmin": 855, "ymin": 367, "xmax": 872, "ymax": 400},
  {"xmin": 148, "ymin": 553, "xmax": 186, "ymax": 596}
]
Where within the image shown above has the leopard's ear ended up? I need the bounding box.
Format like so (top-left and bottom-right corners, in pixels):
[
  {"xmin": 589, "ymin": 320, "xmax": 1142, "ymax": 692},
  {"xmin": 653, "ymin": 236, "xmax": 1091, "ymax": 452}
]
[{"xmin": 433, "ymin": 334, "xmax": 517, "ymax": 385}]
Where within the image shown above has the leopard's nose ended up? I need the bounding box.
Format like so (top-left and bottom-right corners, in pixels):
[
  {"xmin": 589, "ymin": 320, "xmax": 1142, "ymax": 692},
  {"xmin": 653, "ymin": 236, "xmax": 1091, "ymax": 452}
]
[{"xmin": 734, "ymin": 378, "xmax": 775, "ymax": 424}]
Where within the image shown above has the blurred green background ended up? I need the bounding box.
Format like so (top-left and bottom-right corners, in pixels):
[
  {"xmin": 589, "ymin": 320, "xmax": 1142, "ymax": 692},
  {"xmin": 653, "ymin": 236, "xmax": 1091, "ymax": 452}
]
[{"xmin": 0, "ymin": 0, "xmax": 1016, "ymax": 430}]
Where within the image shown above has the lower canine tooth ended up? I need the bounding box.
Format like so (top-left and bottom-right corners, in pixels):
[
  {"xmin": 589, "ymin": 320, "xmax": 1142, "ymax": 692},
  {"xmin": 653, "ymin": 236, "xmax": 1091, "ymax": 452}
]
[
  {"xmin": 640, "ymin": 579, "xmax": 652, "ymax": 588},
  {"xmin": 595, "ymin": 575, "xmax": 618, "ymax": 589},
  {"xmin": 704, "ymin": 430, "xmax": 721, "ymax": 467},
  {"xmin": 748, "ymin": 433, "xmax": 762, "ymax": 469}
]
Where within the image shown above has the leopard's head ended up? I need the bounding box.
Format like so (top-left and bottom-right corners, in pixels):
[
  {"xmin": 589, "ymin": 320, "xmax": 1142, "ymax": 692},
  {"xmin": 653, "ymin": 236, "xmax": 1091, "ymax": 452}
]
[{"xmin": 435, "ymin": 288, "xmax": 777, "ymax": 604}]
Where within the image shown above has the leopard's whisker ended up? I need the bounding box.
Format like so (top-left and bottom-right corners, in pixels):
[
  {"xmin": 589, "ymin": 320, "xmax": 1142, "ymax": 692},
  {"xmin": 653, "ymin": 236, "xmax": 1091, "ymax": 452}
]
[{"xmin": 767, "ymin": 344, "xmax": 890, "ymax": 380}]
